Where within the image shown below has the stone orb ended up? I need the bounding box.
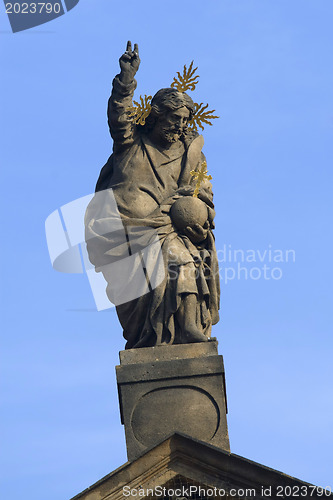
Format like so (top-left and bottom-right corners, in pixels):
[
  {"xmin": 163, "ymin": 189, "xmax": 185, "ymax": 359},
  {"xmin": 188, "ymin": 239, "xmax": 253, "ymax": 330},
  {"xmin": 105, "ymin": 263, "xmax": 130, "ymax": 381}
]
[{"xmin": 170, "ymin": 196, "xmax": 208, "ymax": 231}]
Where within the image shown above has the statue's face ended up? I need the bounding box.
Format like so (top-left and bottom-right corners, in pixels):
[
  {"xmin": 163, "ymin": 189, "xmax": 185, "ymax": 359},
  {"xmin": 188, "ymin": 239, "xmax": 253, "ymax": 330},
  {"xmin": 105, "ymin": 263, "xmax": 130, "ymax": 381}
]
[{"xmin": 154, "ymin": 106, "xmax": 190, "ymax": 144}]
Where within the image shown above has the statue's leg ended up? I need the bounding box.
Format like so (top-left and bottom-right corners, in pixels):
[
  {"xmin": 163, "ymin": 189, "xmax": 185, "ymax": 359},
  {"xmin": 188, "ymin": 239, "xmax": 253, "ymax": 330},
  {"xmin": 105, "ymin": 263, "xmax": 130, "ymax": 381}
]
[{"xmin": 177, "ymin": 293, "xmax": 208, "ymax": 343}]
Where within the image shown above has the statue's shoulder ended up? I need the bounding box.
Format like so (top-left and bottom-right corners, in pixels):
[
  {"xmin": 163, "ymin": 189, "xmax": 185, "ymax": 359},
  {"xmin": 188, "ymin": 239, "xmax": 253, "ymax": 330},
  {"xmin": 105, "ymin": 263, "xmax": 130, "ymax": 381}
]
[{"xmin": 182, "ymin": 129, "xmax": 201, "ymax": 149}]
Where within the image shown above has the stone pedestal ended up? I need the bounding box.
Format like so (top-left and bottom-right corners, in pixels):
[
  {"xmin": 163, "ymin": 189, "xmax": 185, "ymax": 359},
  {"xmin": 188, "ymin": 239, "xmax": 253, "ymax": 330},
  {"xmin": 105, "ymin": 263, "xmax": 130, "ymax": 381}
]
[{"xmin": 116, "ymin": 341, "xmax": 229, "ymax": 461}]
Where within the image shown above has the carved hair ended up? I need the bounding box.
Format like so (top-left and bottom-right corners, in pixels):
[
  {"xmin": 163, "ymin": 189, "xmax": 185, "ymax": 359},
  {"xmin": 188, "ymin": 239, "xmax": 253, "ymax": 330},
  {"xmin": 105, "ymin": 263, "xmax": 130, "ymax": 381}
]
[{"xmin": 143, "ymin": 88, "xmax": 194, "ymax": 131}]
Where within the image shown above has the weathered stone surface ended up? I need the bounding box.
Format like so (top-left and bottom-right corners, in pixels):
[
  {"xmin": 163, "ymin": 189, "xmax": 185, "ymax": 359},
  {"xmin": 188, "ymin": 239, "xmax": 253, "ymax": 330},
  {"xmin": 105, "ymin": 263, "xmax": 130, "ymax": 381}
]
[
  {"xmin": 119, "ymin": 340, "xmax": 219, "ymax": 364},
  {"xmin": 116, "ymin": 341, "xmax": 229, "ymax": 460},
  {"xmin": 70, "ymin": 433, "xmax": 330, "ymax": 500},
  {"xmin": 85, "ymin": 41, "xmax": 220, "ymax": 349},
  {"xmin": 170, "ymin": 196, "xmax": 208, "ymax": 231}
]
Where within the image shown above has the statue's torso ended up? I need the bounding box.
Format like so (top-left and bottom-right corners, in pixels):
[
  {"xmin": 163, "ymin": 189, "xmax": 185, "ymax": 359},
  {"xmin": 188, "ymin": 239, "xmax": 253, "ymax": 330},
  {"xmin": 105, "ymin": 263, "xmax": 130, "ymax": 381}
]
[{"xmin": 110, "ymin": 135, "xmax": 186, "ymax": 218}]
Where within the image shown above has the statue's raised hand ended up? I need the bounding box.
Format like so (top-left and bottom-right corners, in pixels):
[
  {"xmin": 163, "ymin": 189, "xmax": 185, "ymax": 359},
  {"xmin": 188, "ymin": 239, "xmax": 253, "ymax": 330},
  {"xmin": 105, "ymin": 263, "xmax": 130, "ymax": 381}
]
[{"xmin": 119, "ymin": 41, "xmax": 140, "ymax": 84}]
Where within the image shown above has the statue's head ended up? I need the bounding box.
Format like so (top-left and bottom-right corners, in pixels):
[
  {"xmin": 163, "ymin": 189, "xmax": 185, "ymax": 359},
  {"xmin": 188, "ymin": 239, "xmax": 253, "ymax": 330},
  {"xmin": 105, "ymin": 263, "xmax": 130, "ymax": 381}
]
[{"xmin": 144, "ymin": 88, "xmax": 195, "ymax": 144}]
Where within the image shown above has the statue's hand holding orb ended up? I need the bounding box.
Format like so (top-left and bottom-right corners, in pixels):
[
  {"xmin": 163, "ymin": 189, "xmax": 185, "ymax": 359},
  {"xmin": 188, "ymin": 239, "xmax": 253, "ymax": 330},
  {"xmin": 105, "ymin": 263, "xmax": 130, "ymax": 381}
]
[
  {"xmin": 184, "ymin": 220, "xmax": 209, "ymax": 243},
  {"xmin": 171, "ymin": 197, "xmax": 209, "ymax": 243}
]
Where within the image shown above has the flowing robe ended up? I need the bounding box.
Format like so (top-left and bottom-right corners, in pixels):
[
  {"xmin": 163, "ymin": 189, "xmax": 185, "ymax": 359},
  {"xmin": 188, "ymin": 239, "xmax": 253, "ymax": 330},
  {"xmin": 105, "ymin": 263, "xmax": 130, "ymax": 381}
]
[{"xmin": 85, "ymin": 76, "xmax": 220, "ymax": 348}]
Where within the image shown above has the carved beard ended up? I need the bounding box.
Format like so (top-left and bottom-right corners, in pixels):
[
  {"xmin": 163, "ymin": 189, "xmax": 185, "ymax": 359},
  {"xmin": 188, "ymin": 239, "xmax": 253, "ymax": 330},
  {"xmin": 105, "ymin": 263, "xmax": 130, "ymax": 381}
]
[{"xmin": 160, "ymin": 127, "xmax": 182, "ymax": 143}]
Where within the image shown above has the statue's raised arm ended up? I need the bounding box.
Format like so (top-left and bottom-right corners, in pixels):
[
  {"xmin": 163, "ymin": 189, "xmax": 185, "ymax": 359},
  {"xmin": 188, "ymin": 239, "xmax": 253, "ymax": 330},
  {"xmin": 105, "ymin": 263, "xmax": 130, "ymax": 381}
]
[{"xmin": 107, "ymin": 41, "xmax": 140, "ymax": 150}]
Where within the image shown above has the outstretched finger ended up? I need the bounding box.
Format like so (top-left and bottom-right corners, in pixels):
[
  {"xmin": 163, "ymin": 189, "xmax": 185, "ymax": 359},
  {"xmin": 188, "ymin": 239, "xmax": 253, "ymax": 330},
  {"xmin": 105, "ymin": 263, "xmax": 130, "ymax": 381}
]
[
  {"xmin": 185, "ymin": 226, "xmax": 194, "ymax": 236},
  {"xmin": 193, "ymin": 223, "xmax": 205, "ymax": 233},
  {"xmin": 185, "ymin": 226, "xmax": 203, "ymax": 243},
  {"xmin": 133, "ymin": 43, "xmax": 139, "ymax": 55},
  {"xmin": 126, "ymin": 40, "xmax": 132, "ymax": 52}
]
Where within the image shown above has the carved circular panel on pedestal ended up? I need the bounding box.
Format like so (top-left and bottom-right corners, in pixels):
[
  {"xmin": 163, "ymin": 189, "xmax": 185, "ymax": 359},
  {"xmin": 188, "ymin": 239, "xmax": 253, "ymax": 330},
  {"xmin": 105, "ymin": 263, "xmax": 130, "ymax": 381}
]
[{"xmin": 131, "ymin": 385, "xmax": 220, "ymax": 447}]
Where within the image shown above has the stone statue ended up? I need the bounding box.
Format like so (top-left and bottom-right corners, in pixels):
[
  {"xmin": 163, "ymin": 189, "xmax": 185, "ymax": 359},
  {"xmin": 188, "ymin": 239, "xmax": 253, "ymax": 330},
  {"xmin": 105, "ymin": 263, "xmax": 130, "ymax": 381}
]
[{"xmin": 85, "ymin": 42, "xmax": 220, "ymax": 349}]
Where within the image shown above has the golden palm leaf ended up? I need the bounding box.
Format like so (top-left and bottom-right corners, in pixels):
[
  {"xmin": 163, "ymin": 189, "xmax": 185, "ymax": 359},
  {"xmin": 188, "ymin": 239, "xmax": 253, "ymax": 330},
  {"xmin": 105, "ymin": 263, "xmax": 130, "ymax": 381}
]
[
  {"xmin": 170, "ymin": 61, "xmax": 199, "ymax": 93},
  {"xmin": 128, "ymin": 94, "xmax": 152, "ymax": 125},
  {"xmin": 188, "ymin": 102, "xmax": 219, "ymax": 131}
]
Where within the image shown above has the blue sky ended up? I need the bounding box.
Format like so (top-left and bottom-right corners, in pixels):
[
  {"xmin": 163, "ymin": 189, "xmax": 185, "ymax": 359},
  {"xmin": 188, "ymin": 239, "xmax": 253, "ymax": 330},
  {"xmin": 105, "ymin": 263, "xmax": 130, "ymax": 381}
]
[{"xmin": 1, "ymin": 0, "xmax": 332, "ymax": 498}]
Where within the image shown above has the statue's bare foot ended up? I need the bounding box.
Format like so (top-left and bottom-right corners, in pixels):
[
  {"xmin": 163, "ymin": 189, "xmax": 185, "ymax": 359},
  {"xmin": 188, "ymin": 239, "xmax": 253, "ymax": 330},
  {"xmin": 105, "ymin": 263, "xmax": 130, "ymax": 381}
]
[{"xmin": 183, "ymin": 325, "xmax": 208, "ymax": 343}]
